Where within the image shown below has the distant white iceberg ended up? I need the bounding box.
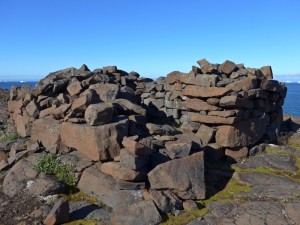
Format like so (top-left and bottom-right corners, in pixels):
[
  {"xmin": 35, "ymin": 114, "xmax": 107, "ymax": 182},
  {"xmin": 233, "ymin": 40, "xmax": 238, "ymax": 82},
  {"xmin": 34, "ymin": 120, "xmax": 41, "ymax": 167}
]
[
  {"xmin": 20, "ymin": 81, "xmax": 26, "ymax": 83},
  {"xmin": 286, "ymin": 81, "xmax": 291, "ymax": 83}
]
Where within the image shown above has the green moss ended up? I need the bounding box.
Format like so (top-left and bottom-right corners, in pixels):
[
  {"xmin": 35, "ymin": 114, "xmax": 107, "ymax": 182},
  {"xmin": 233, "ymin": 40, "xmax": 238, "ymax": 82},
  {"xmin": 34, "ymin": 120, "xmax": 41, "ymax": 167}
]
[
  {"xmin": 265, "ymin": 146, "xmax": 290, "ymax": 155},
  {"xmin": 160, "ymin": 208, "xmax": 208, "ymax": 225},
  {"xmin": 201, "ymin": 178, "xmax": 252, "ymax": 205},
  {"xmin": 0, "ymin": 131, "xmax": 19, "ymax": 143},
  {"xmin": 287, "ymin": 135, "xmax": 300, "ymax": 153},
  {"xmin": 58, "ymin": 192, "xmax": 99, "ymax": 205},
  {"xmin": 62, "ymin": 219, "xmax": 99, "ymax": 225}
]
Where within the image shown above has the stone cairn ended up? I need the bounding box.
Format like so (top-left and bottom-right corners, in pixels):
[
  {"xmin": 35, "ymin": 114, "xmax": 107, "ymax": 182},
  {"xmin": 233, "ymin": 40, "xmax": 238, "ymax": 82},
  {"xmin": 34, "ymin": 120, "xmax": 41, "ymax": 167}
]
[{"xmin": 6, "ymin": 59, "xmax": 286, "ymax": 219}]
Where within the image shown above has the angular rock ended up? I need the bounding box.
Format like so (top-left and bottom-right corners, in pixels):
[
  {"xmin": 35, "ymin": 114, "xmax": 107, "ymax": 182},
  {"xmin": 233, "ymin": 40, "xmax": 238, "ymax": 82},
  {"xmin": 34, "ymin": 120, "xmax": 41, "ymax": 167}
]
[
  {"xmin": 90, "ymin": 83, "xmax": 119, "ymax": 102},
  {"xmin": 44, "ymin": 198, "xmax": 70, "ymax": 225},
  {"xmin": 61, "ymin": 119, "xmax": 128, "ymax": 161},
  {"xmin": 215, "ymin": 115, "xmax": 269, "ymax": 147},
  {"xmin": 31, "ymin": 118, "xmax": 61, "ymax": 151},
  {"xmin": 225, "ymin": 147, "xmax": 248, "ymax": 160},
  {"xmin": 203, "ymin": 143, "xmax": 224, "ymax": 161},
  {"xmin": 195, "ymin": 74, "xmax": 219, "ymax": 87},
  {"xmin": 180, "ymin": 72, "xmax": 196, "ymax": 84},
  {"xmin": 120, "ymin": 149, "xmax": 149, "ymax": 170},
  {"xmin": 219, "ymin": 60, "xmax": 238, "ymax": 74},
  {"xmin": 113, "ymin": 99, "xmax": 146, "ymax": 116},
  {"xmin": 260, "ymin": 65, "xmax": 273, "ymax": 80},
  {"xmin": 79, "ymin": 64, "xmax": 90, "ymax": 72},
  {"xmin": 197, "ymin": 58, "xmax": 210, "ymax": 68},
  {"xmin": 208, "ymin": 110, "xmax": 236, "ymax": 118},
  {"xmin": 186, "ymin": 98, "xmax": 220, "ymax": 111},
  {"xmin": 111, "ymin": 200, "xmax": 162, "ymax": 225},
  {"xmin": 182, "ymin": 86, "xmax": 230, "ymax": 98},
  {"xmin": 144, "ymin": 190, "xmax": 183, "ymax": 214},
  {"xmin": 25, "ymin": 99, "xmax": 39, "ymax": 119},
  {"xmin": 71, "ymin": 89, "xmax": 100, "ymax": 112},
  {"xmin": 101, "ymin": 161, "xmax": 146, "ymax": 181},
  {"xmin": 67, "ymin": 78, "xmax": 82, "ymax": 96},
  {"xmin": 78, "ymin": 166, "xmax": 144, "ymax": 209},
  {"xmin": 196, "ymin": 124, "xmax": 216, "ymax": 146},
  {"xmin": 84, "ymin": 103, "xmax": 114, "ymax": 126},
  {"xmin": 165, "ymin": 139, "xmax": 192, "ymax": 159},
  {"xmin": 183, "ymin": 200, "xmax": 198, "ymax": 210},
  {"xmin": 226, "ymin": 78, "xmax": 258, "ymax": 92},
  {"xmin": 148, "ymin": 152, "xmax": 205, "ymax": 200},
  {"xmin": 122, "ymin": 137, "xmax": 153, "ymax": 156},
  {"xmin": 166, "ymin": 71, "xmax": 181, "ymax": 84},
  {"xmin": 188, "ymin": 112, "xmax": 239, "ymax": 125},
  {"xmin": 103, "ymin": 65, "xmax": 117, "ymax": 74},
  {"xmin": 219, "ymin": 96, "xmax": 254, "ymax": 109}
]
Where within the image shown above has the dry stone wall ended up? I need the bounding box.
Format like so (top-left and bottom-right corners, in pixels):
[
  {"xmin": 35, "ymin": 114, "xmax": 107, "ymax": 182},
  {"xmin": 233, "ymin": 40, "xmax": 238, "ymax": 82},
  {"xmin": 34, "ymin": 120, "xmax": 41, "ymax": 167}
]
[{"xmin": 6, "ymin": 59, "xmax": 286, "ymax": 214}]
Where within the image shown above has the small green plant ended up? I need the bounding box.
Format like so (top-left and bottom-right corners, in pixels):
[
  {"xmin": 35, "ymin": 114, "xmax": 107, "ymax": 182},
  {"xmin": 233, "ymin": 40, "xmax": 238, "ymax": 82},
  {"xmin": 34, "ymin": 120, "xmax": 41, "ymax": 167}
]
[
  {"xmin": 34, "ymin": 154, "xmax": 76, "ymax": 186},
  {"xmin": 0, "ymin": 131, "xmax": 20, "ymax": 143}
]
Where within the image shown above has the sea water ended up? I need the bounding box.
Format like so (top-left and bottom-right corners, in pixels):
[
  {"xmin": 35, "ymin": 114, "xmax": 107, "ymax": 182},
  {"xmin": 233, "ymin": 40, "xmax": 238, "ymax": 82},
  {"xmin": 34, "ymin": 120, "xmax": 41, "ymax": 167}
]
[{"xmin": 0, "ymin": 81, "xmax": 299, "ymax": 116}]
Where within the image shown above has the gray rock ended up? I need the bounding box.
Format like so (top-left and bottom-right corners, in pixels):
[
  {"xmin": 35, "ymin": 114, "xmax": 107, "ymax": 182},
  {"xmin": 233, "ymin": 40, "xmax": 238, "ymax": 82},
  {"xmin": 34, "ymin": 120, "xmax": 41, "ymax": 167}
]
[
  {"xmin": 110, "ymin": 200, "xmax": 162, "ymax": 225},
  {"xmin": 164, "ymin": 139, "xmax": 192, "ymax": 159},
  {"xmin": 44, "ymin": 198, "xmax": 70, "ymax": 225},
  {"xmin": 120, "ymin": 149, "xmax": 149, "ymax": 170},
  {"xmin": 84, "ymin": 103, "xmax": 114, "ymax": 126},
  {"xmin": 148, "ymin": 152, "xmax": 205, "ymax": 200}
]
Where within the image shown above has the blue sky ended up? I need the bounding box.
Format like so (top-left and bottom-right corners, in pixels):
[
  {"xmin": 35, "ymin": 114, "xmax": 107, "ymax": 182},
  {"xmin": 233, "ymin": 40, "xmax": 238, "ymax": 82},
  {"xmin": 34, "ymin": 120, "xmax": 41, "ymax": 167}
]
[{"xmin": 0, "ymin": 0, "xmax": 299, "ymax": 81}]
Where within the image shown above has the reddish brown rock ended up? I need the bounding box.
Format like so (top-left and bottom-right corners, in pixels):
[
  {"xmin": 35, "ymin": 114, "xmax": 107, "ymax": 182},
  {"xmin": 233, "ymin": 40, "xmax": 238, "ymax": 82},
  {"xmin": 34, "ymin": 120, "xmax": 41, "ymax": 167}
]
[
  {"xmin": 67, "ymin": 78, "xmax": 82, "ymax": 96},
  {"xmin": 186, "ymin": 98, "xmax": 220, "ymax": 111},
  {"xmin": 148, "ymin": 152, "xmax": 205, "ymax": 200},
  {"xmin": 195, "ymin": 74, "xmax": 219, "ymax": 87},
  {"xmin": 260, "ymin": 66, "xmax": 273, "ymax": 80},
  {"xmin": 100, "ymin": 161, "xmax": 146, "ymax": 181},
  {"xmin": 183, "ymin": 200, "xmax": 198, "ymax": 210},
  {"xmin": 180, "ymin": 72, "xmax": 196, "ymax": 84},
  {"xmin": 220, "ymin": 60, "xmax": 238, "ymax": 74},
  {"xmin": 196, "ymin": 124, "xmax": 216, "ymax": 146},
  {"xmin": 182, "ymin": 86, "xmax": 230, "ymax": 98},
  {"xmin": 25, "ymin": 99, "xmax": 39, "ymax": 119},
  {"xmin": 166, "ymin": 71, "xmax": 181, "ymax": 84},
  {"xmin": 226, "ymin": 78, "xmax": 258, "ymax": 91},
  {"xmin": 31, "ymin": 118, "xmax": 61, "ymax": 151},
  {"xmin": 61, "ymin": 119, "xmax": 129, "ymax": 161},
  {"xmin": 188, "ymin": 112, "xmax": 239, "ymax": 125},
  {"xmin": 90, "ymin": 83, "xmax": 119, "ymax": 102},
  {"xmin": 71, "ymin": 90, "xmax": 99, "ymax": 112},
  {"xmin": 197, "ymin": 58, "xmax": 210, "ymax": 68},
  {"xmin": 219, "ymin": 96, "xmax": 254, "ymax": 109},
  {"xmin": 113, "ymin": 99, "xmax": 146, "ymax": 116},
  {"xmin": 79, "ymin": 64, "xmax": 90, "ymax": 72},
  {"xmin": 84, "ymin": 103, "xmax": 114, "ymax": 126},
  {"xmin": 44, "ymin": 198, "xmax": 70, "ymax": 225},
  {"xmin": 13, "ymin": 113, "xmax": 31, "ymax": 137},
  {"xmin": 122, "ymin": 137, "xmax": 153, "ymax": 156},
  {"xmin": 225, "ymin": 147, "xmax": 248, "ymax": 160},
  {"xmin": 215, "ymin": 115, "xmax": 269, "ymax": 147},
  {"xmin": 208, "ymin": 110, "xmax": 237, "ymax": 118}
]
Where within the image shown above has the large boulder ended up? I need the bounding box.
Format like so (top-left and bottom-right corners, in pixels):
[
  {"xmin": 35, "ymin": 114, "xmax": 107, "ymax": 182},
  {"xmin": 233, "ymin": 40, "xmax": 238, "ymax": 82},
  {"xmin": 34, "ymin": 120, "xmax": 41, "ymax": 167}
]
[
  {"xmin": 215, "ymin": 115, "xmax": 269, "ymax": 147},
  {"xmin": 148, "ymin": 152, "xmax": 205, "ymax": 200},
  {"xmin": 78, "ymin": 166, "xmax": 144, "ymax": 209},
  {"xmin": 31, "ymin": 118, "xmax": 61, "ymax": 151},
  {"xmin": 61, "ymin": 119, "xmax": 129, "ymax": 161}
]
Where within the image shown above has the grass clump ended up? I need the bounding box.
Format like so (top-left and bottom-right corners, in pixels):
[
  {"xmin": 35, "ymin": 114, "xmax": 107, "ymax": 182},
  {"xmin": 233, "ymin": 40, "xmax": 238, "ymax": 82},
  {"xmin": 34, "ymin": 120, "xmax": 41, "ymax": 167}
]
[
  {"xmin": 58, "ymin": 192, "xmax": 99, "ymax": 205},
  {"xmin": 0, "ymin": 131, "xmax": 19, "ymax": 143},
  {"xmin": 34, "ymin": 154, "xmax": 76, "ymax": 186},
  {"xmin": 160, "ymin": 208, "xmax": 208, "ymax": 225},
  {"xmin": 62, "ymin": 219, "xmax": 99, "ymax": 225}
]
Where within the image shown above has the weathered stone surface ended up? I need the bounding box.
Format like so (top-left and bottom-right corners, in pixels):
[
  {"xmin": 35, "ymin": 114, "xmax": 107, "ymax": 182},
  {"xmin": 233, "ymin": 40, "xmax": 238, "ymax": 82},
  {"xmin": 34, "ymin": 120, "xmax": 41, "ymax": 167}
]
[
  {"xmin": 260, "ymin": 80, "xmax": 283, "ymax": 93},
  {"xmin": 13, "ymin": 113, "xmax": 31, "ymax": 137},
  {"xmin": 196, "ymin": 124, "xmax": 216, "ymax": 146},
  {"xmin": 103, "ymin": 65, "xmax": 117, "ymax": 74},
  {"xmin": 148, "ymin": 152, "xmax": 205, "ymax": 200},
  {"xmin": 78, "ymin": 166, "xmax": 144, "ymax": 209},
  {"xmin": 226, "ymin": 78, "xmax": 258, "ymax": 91},
  {"xmin": 195, "ymin": 74, "xmax": 218, "ymax": 87},
  {"xmin": 183, "ymin": 200, "xmax": 198, "ymax": 210},
  {"xmin": 25, "ymin": 99, "xmax": 39, "ymax": 118},
  {"xmin": 166, "ymin": 71, "xmax": 181, "ymax": 84},
  {"xmin": 219, "ymin": 60, "xmax": 238, "ymax": 74},
  {"xmin": 219, "ymin": 96, "xmax": 254, "ymax": 109},
  {"xmin": 71, "ymin": 89, "xmax": 100, "ymax": 112},
  {"xmin": 208, "ymin": 110, "xmax": 237, "ymax": 118},
  {"xmin": 113, "ymin": 99, "xmax": 146, "ymax": 116},
  {"xmin": 186, "ymin": 98, "xmax": 220, "ymax": 111},
  {"xmin": 215, "ymin": 115, "xmax": 269, "ymax": 147},
  {"xmin": 144, "ymin": 190, "xmax": 183, "ymax": 214},
  {"xmin": 197, "ymin": 58, "xmax": 210, "ymax": 68},
  {"xmin": 225, "ymin": 147, "xmax": 248, "ymax": 160},
  {"xmin": 122, "ymin": 137, "xmax": 153, "ymax": 156},
  {"xmin": 260, "ymin": 65, "xmax": 273, "ymax": 80},
  {"xmin": 43, "ymin": 198, "xmax": 70, "ymax": 225},
  {"xmin": 61, "ymin": 119, "xmax": 128, "ymax": 161},
  {"xmin": 90, "ymin": 83, "xmax": 119, "ymax": 102},
  {"xmin": 180, "ymin": 72, "xmax": 196, "ymax": 84},
  {"xmin": 79, "ymin": 64, "xmax": 90, "ymax": 72},
  {"xmin": 188, "ymin": 112, "xmax": 239, "ymax": 125},
  {"xmin": 203, "ymin": 143, "xmax": 224, "ymax": 161},
  {"xmin": 31, "ymin": 118, "xmax": 61, "ymax": 151},
  {"xmin": 165, "ymin": 100, "xmax": 187, "ymax": 110},
  {"xmin": 84, "ymin": 103, "xmax": 113, "ymax": 126},
  {"xmin": 120, "ymin": 149, "xmax": 149, "ymax": 170},
  {"xmin": 165, "ymin": 139, "xmax": 192, "ymax": 159},
  {"xmin": 100, "ymin": 162, "xmax": 146, "ymax": 181},
  {"xmin": 144, "ymin": 98, "xmax": 164, "ymax": 109},
  {"xmin": 111, "ymin": 200, "xmax": 162, "ymax": 225},
  {"xmin": 182, "ymin": 86, "xmax": 230, "ymax": 98},
  {"xmin": 67, "ymin": 78, "xmax": 82, "ymax": 96}
]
